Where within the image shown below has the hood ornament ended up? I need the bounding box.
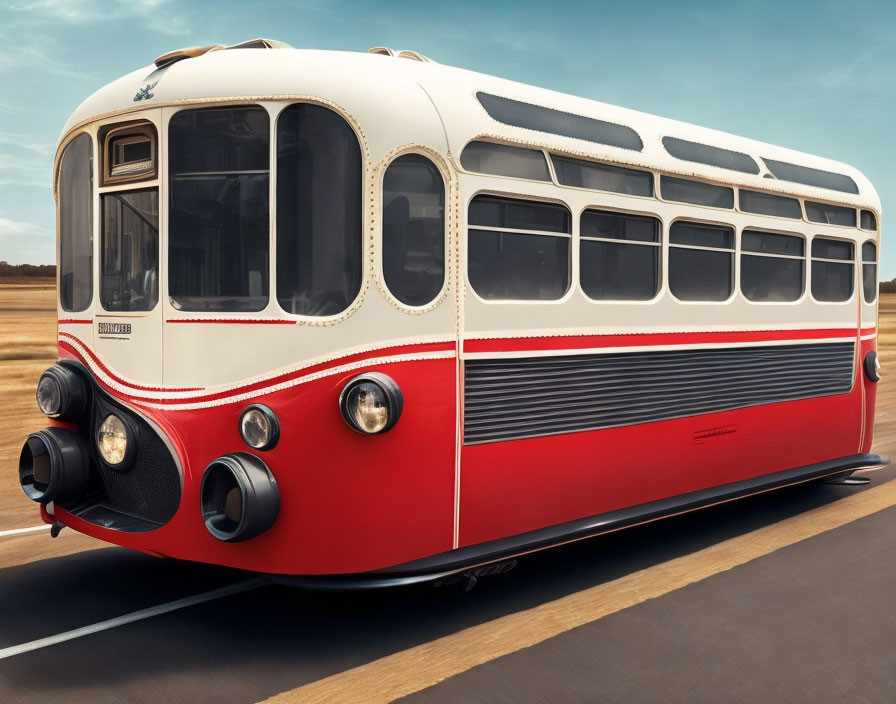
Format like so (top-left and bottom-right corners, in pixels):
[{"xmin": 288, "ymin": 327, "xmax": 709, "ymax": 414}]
[{"xmin": 134, "ymin": 81, "xmax": 159, "ymax": 102}]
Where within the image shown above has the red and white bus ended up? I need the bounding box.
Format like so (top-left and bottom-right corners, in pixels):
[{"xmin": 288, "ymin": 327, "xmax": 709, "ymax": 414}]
[{"xmin": 18, "ymin": 40, "xmax": 886, "ymax": 585}]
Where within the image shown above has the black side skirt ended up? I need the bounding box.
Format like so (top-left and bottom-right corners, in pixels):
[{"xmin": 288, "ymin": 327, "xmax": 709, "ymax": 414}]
[{"xmin": 267, "ymin": 453, "xmax": 888, "ymax": 590}]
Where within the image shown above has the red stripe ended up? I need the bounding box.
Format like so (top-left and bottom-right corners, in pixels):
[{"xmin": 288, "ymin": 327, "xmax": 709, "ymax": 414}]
[
  {"xmin": 58, "ymin": 337, "xmax": 203, "ymax": 392},
  {"xmin": 58, "ymin": 336, "xmax": 456, "ymax": 403},
  {"xmin": 58, "ymin": 319, "xmax": 92, "ymax": 325},
  {"xmin": 166, "ymin": 318, "xmax": 297, "ymax": 325},
  {"xmin": 463, "ymin": 328, "xmax": 863, "ymax": 354}
]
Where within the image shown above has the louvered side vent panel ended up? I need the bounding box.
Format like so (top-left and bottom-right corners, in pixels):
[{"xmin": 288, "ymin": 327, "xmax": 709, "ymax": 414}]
[{"xmin": 464, "ymin": 342, "xmax": 855, "ymax": 445}]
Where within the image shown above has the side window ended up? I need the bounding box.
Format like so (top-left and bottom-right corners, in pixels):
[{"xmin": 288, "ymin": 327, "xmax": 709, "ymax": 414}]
[
  {"xmin": 660, "ymin": 176, "xmax": 734, "ymax": 209},
  {"xmin": 740, "ymin": 230, "xmax": 804, "ymax": 302},
  {"xmin": 580, "ymin": 210, "xmax": 660, "ymax": 301},
  {"xmin": 552, "ymin": 156, "xmax": 653, "ymax": 196},
  {"xmin": 860, "ymin": 210, "xmax": 877, "ymax": 231},
  {"xmin": 811, "ymin": 237, "xmax": 854, "ymax": 302},
  {"xmin": 668, "ymin": 221, "xmax": 734, "ymax": 301},
  {"xmin": 169, "ymin": 106, "xmax": 270, "ymax": 312},
  {"xmin": 100, "ymin": 190, "xmax": 159, "ymax": 311},
  {"xmin": 738, "ymin": 190, "xmax": 802, "ymax": 219},
  {"xmin": 805, "ymin": 201, "xmax": 856, "ymax": 227},
  {"xmin": 59, "ymin": 133, "xmax": 93, "ymax": 312},
  {"xmin": 382, "ymin": 154, "xmax": 445, "ymax": 306},
  {"xmin": 862, "ymin": 241, "xmax": 877, "ymax": 304},
  {"xmin": 276, "ymin": 103, "xmax": 362, "ymax": 316},
  {"xmin": 468, "ymin": 196, "xmax": 571, "ymax": 300},
  {"xmin": 460, "ymin": 141, "xmax": 550, "ymax": 181}
]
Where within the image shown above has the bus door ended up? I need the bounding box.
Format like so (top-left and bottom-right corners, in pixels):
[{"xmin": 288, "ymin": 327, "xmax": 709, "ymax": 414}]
[{"xmin": 93, "ymin": 109, "xmax": 164, "ymax": 385}]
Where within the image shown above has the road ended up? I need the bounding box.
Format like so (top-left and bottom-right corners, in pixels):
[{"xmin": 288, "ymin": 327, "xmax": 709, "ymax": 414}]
[{"xmin": 1, "ymin": 283, "xmax": 895, "ymax": 702}]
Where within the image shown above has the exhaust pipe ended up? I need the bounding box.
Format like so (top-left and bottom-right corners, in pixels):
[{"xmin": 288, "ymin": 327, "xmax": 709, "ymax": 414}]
[
  {"xmin": 19, "ymin": 428, "xmax": 90, "ymax": 504},
  {"xmin": 200, "ymin": 453, "xmax": 279, "ymax": 543}
]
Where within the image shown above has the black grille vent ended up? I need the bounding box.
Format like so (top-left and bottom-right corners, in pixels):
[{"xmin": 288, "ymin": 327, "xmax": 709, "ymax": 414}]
[{"xmin": 464, "ymin": 342, "xmax": 855, "ymax": 444}]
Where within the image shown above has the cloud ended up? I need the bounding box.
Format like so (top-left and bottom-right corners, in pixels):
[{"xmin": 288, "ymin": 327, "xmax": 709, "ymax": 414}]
[
  {"xmin": 0, "ymin": 216, "xmax": 49, "ymax": 238},
  {"xmin": 0, "ymin": 42, "xmax": 98, "ymax": 79},
  {"xmin": 10, "ymin": 0, "xmax": 190, "ymax": 36},
  {"xmin": 0, "ymin": 150, "xmax": 51, "ymax": 188},
  {"xmin": 0, "ymin": 132, "xmax": 53, "ymax": 155}
]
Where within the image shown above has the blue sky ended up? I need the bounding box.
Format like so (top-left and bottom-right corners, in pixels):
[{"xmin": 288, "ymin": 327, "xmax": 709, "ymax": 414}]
[{"xmin": 0, "ymin": 0, "xmax": 894, "ymax": 275}]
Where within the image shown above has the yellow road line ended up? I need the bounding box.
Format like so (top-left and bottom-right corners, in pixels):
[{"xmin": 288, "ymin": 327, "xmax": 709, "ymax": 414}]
[{"xmin": 262, "ymin": 479, "xmax": 896, "ymax": 704}]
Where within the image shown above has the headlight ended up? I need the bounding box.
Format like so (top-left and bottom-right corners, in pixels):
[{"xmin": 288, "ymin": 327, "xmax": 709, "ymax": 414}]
[
  {"xmin": 97, "ymin": 414, "xmax": 129, "ymax": 466},
  {"xmin": 339, "ymin": 372, "xmax": 403, "ymax": 434},
  {"xmin": 36, "ymin": 363, "xmax": 88, "ymax": 420},
  {"xmin": 239, "ymin": 404, "xmax": 279, "ymax": 451}
]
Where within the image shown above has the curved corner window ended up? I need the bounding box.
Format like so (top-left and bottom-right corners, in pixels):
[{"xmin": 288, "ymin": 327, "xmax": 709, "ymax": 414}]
[
  {"xmin": 552, "ymin": 155, "xmax": 653, "ymax": 197},
  {"xmin": 382, "ymin": 154, "xmax": 445, "ymax": 306},
  {"xmin": 580, "ymin": 210, "xmax": 660, "ymax": 301},
  {"xmin": 100, "ymin": 190, "xmax": 159, "ymax": 311},
  {"xmin": 740, "ymin": 230, "xmax": 804, "ymax": 302},
  {"xmin": 761, "ymin": 158, "xmax": 859, "ymax": 195},
  {"xmin": 862, "ymin": 241, "xmax": 877, "ymax": 304},
  {"xmin": 169, "ymin": 106, "xmax": 270, "ymax": 312},
  {"xmin": 805, "ymin": 201, "xmax": 856, "ymax": 227},
  {"xmin": 739, "ymin": 190, "xmax": 802, "ymax": 219},
  {"xmin": 861, "ymin": 210, "xmax": 877, "ymax": 231},
  {"xmin": 669, "ymin": 221, "xmax": 734, "ymax": 301},
  {"xmin": 277, "ymin": 103, "xmax": 362, "ymax": 316},
  {"xmin": 811, "ymin": 237, "xmax": 854, "ymax": 302},
  {"xmin": 660, "ymin": 176, "xmax": 733, "ymax": 209},
  {"xmin": 460, "ymin": 141, "xmax": 550, "ymax": 181},
  {"xmin": 476, "ymin": 92, "xmax": 643, "ymax": 151},
  {"xmin": 59, "ymin": 133, "xmax": 93, "ymax": 312},
  {"xmin": 468, "ymin": 195, "xmax": 570, "ymax": 300},
  {"xmin": 662, "ymin": 137, "xmax": 759, "ymax": 175}
]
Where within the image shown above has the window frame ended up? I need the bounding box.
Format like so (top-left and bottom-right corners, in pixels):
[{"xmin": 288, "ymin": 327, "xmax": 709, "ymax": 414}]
[
  {"xmin": 809, "ymin": 234, "xmax": 856, "ymax": 305},
  {"xmin": 666, "ymin": 217, "xmax": 737, "ymax": 304},
  {"xmin": 166, "ymin": 103, "xmax": 273, "ymax": 315},
  {"xmin": 465, "ymin": 190, "xmax": 574, "ymax": 305},
  {"xmin": 458, "ymin": 139, "xmax": 552, "ymax": 183},
  {"xmin": 98, "ymin": 187, "xmax": 160, "ymax": 313},
  {"xmin": 56, "ymin": 130, "xmax": 95, "ymax": 314},
  {"xmin": 658, "ymin": 175, "xmax": 735, "ymax": 211},
  {"xmin": 378, "ymin": 147, "xmax": 451, "ymax": 312},
  {"xmin": 804, "ymin": 200, "xmax": 857, "ymax": 228},
  {"xmin": 577, "ymin": 205, "xmax": 663, "ymax": 305},
  {"xmin": 738, "ymin": 227, "xmax": 807, "ymax": 305},
  {"xmin": 736, "ymin": 188, "xmax": 804, "ymax": 222},
  {"xmin": 273, "ymin": 100, "xmax": 366, "ymax": 319},
  {"xmin": 861, "ymin": 239, "xmax": 878, "ymax": 305}
]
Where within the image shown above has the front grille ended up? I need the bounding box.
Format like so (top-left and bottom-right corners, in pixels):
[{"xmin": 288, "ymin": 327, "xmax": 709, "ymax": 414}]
[
  {"xmin": 464, "ymin": 341, "xmax": 855, "ymax": 444},
  {"xmin": 89, "ymin": 396, "xmax": 182, "ymax": 526}
]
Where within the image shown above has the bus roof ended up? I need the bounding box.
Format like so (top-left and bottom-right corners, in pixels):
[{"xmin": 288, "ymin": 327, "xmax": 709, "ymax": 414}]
[{"xmin": 57, "ymin": 46, "xmax": 880, "ymax": 213}]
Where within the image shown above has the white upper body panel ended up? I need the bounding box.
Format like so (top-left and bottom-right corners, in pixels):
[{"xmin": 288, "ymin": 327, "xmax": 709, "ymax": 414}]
[{"xmin": 57, "ymin": 47, "xmax": 880, "ymax": 214}]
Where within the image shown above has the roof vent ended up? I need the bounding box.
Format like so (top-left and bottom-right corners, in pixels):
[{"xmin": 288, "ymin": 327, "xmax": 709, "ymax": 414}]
[
  {"xmin": 368, "ymin": 47, "xmax": 432, "ymax": 62},
  {"xmin": 154, "ymin": 38, "xmax": 292, "ymax": 68},
  {"xmin": 154, "ymin": 45, "xmax": 223, "ymax": 68},
  {"xmin": 226, "ymin": 38, "xmax": 293, "ymax": 50},
  {"xmin": 396, "ymin": 50, "xmax": 432, "ymax": 63}
]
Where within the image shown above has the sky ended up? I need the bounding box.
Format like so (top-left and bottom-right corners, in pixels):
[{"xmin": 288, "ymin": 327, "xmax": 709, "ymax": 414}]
[{"xmin": 0, "ymin": 0, "xmax": 894, "ymax": 274}]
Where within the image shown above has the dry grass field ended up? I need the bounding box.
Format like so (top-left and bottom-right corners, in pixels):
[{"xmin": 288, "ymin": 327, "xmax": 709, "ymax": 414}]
[{"xmin": 1, "ymin": 282, "xmax": 896, "ymax": 561}]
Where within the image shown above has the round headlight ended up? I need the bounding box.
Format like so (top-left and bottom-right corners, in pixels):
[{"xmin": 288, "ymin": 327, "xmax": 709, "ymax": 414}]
[
  {"xmin": 239, "ymin": 404, "xmax": 279, "ymax": 451},
  {"xmin": 97, "ymin": 414, "xmax": 129, "ymax": 466},
  {"xmin": 35, "ymin": 364, "xmax": 88, "ymax": 420},
  {"xmin": 36, "ymin": 374, "xmax": 63, "ymax": 416},
  {"xmin": 339, "ymin": 373, "xmax": 403, "ymax": 434}
]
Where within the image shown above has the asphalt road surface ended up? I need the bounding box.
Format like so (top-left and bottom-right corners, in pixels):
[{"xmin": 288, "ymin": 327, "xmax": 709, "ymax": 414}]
[{"xmin": 1, "ymin": 464, "xmax": 894, "ymax": 703}]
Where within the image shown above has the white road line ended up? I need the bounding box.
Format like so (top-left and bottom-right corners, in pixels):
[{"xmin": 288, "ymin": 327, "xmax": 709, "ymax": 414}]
[
  {"xmin": 0, "ymin": 578, "xmax": 266, "ymax": 660},
  {"xmin": 0, "ymin": 525, "xmax": 51, "ymax": 539}
]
